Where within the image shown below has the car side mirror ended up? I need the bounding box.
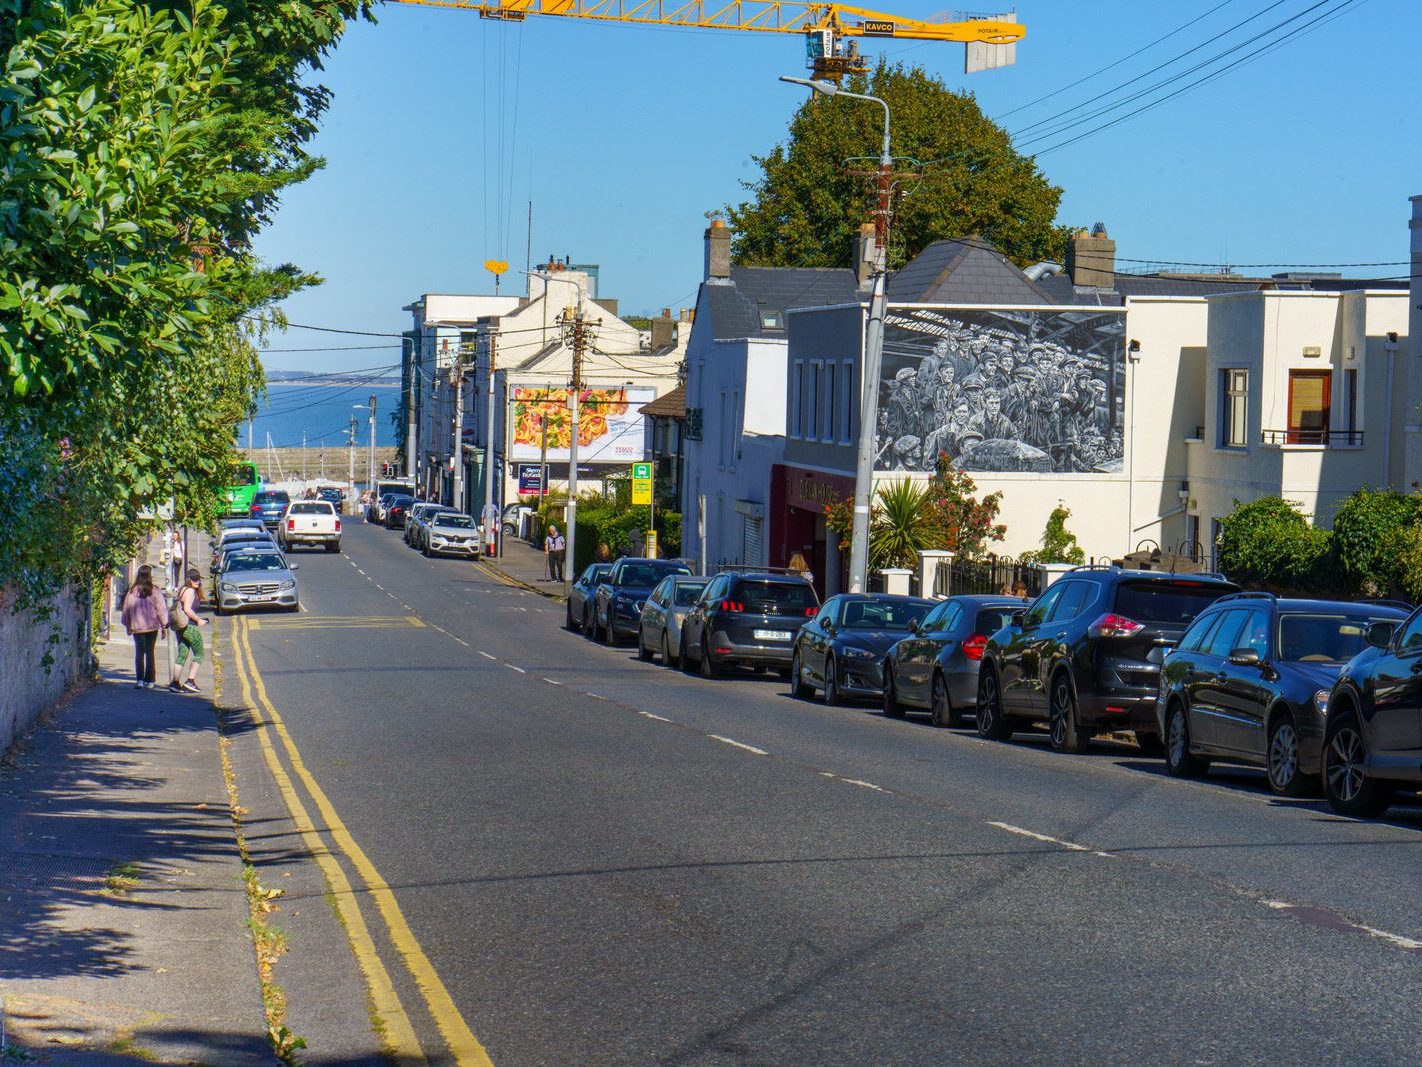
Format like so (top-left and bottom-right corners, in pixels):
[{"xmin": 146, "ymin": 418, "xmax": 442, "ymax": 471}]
[
  {"xmin": 1010, "ymin": 610, "xmax": 1026, "ymax": 627},
  {"xmin": 1227, "ymin": 648, "xmax": 1261, "ymax": 667},
  {"xmin": 289, "ymin": 563, "xmax": 299, "ymax": 571},
  {"xmin": 1367, "ymin": 621, "xmax": 1396, "ymax": 649}
]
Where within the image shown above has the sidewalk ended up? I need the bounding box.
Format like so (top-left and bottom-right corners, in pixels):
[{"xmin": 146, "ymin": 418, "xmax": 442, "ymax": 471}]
[
  {"xmin": 0, "ymin": 544, "xmax": 267, "ymax": 1063},
  {"xmin": 480, "ymin": 537, "xmax": 566, "ymax": 598}
]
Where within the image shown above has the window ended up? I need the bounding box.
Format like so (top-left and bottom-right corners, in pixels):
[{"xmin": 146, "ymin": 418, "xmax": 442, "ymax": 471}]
[
  {"xmin": 1178, "ymin": 611, "xmax": 1222, "ymax": 653},
  {"xmin": 1287, "ymin": 370, "xmax": 1331, "ymax": 444},
  {"xmin": 924, "ymin": 602, "xmax": 961, "ymax": 633},
  {"xmin": 719, "ymin": 390, "xmax": 732, "ymax": 468},
  {"xmin": 808, "ymin": 361, "xmax": 822, "ymax": 439},
  {"xmin": 1047, "ymin": 581, "xmax": 1092, "ymax": 623},
  {"xmin": 1220, "ymin": 369, "xmax": 1248, "ymax": 448},
  {"xmin": 790, "ymin": 361, "xmax": 804, "ymax": 438},
  {"xmin": 1024, "ymin": 584, "xmax": 1065, "ymax": 628},
  {"xmin": 1394, "ymin": 611, "xmax": 1422, "ymax": 653},
  {"xmin": 1114, "ymin": 580, "xmax": 1235, "ymax": 626},
  {"xmin": 731, "ymin": 389, "xmax": 742, "ymax": 469},
  {"xmin": 1344, "ymin": 368, "xmax": 1358, "ymax": 434},
  {"xmin": 1203, "ymin": 609, "xmax": 1249, "ymax": 658},
  {"xmin": 1238, "ymin": 609, "xmax": 1270, "ymax": 658},
  {"xmin": 823, "ymin": 362, "xmax": 836, "ymax": 441},
  {"xmin": 840, "ymin": 360, "xmax": 854, "ymax": 444},
  {"xmin": 815, "ymin": 597, "xmax": 841, "ymax": 628}
]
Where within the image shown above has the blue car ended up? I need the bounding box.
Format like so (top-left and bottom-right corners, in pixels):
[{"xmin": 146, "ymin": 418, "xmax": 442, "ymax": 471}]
[{"xmin": 249, "ymin": 489, "xmax": 291, "ymax": 529}]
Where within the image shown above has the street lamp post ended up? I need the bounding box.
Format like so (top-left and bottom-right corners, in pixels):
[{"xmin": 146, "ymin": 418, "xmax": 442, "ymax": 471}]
[
  {"xmin": 367, "ymin": 394, "xmax": 377, "ymax": 495},
  {"xmin": 780, "ymin": 75, "xmax": 892, "ymax": 594}
]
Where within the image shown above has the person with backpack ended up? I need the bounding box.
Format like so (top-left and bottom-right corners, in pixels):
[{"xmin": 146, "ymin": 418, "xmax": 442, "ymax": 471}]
[
  {"xmin": 121, "ymin": 564, "xmax": 169, "ymax": 690},
  {"xmin": 167, "ymin": 568, "xmax": 209, "ymax": 694}
]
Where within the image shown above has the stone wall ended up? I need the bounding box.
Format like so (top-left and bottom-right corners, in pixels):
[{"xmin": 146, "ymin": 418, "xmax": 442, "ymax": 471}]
[{"xmin": 0, "ymin": 585, "xmax": 93, "ymax": 756}]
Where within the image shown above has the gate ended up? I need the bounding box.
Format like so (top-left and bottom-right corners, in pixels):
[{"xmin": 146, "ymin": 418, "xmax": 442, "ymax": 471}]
[{"xmin": 934, "ymin": 555, "xmax": 1044, "ymax": 599}]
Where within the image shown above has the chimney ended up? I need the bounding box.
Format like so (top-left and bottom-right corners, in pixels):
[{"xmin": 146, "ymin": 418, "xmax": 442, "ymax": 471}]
[
  {"xmin": 1065, "ymin": 222, "xmax": 1116, "ymax": 288},
  {"xmin": 854, "ymin": 222, "xmax": 877, "ymax": 289},
  {"xmin": 593, "ymin": 297, "xmax": 619, "ymax": 318},
  {"xmin": 704, "ymin": 218, "xmax": 731, "ymax": 281},
  {"xmin": 650, "ymin": 308, "xmax": 677, "ymax": 349}
]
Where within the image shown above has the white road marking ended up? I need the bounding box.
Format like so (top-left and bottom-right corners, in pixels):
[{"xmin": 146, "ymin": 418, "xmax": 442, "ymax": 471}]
[
  {"xmin": 1262, "ymin": 900, "xmax": 1422, "ymax": 952},
  {"xmin": 506, "ymin": 664, "xmax": 527, "ymax": 674},
  {"xmin": 708, "ymin": 735, "xmax": 769, "ymax": 757},
  {"xmin": 840, "ymin": 778, "xmax": 886, "ymax": 792},
  {"xmin": 542, "ymin": 678, "xmax": 563, "ymax": 686},
  {"xmin": 477, "ymin": 651, "xmax": 496, "ymax": 660},
  {"xmin": 638, "ymin": 712, "xmax": 670, "ymax": 722},
  {"xmin": 987, "ymin": 821, "xmax": 1115, "ymax": 859},
  {"xmin": 585, "ymin": 693, "xmax": 607, "ymax": 701}
]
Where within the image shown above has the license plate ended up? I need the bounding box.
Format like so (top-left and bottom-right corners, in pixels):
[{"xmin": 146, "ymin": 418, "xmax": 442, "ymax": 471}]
[
  {"xmin": 754, "ymin": 629, "xmax": 792, "ymax": 641},
  {"xmin": 247, "ymin": 594, "xmax": 275, "ymax": 602}
]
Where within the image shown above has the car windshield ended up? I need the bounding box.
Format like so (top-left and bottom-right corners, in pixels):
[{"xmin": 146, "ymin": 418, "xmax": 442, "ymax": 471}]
[
  {"xmin": 390, "ymin": 496, "xmax": 413, "ymax": 508},
  {"xmin": 290, "ymin": 502, "xmax": 331, "ymax": 515},
  {"xmin": 255, "ymin": 491, "xmax": 289, "ymax": 505},
  {"xmin": 617, "ymin": 562, "xmax": 691, "ymax": 587},
  {"xmin": 434, "ymin": 515, "xmax": 476, "ymax": 529},
  {"xmin": 840, "ymin": 600, "xmax": 932, "ymax": 630},
  {"xmin": 1113, "ymin": 580, "xmax": 1234, "ymax": 626},
  {"xmin": 1278, "ymin": 612, "xmax": 1400, "ymax": 662},
  {"xmin": 975, "ymin": 607, "xmax": 1020, "ymax": 634},
  {"xmin": 732, "ymin": 580, "xmax": 816, "ymax": 613},
  {"xmin": 673, "ymin": 581, "xmax": 709, "ymax": 607},
  {"xmin": 228, "ymin": 553, "xmax": 287, "ymax": 573}
]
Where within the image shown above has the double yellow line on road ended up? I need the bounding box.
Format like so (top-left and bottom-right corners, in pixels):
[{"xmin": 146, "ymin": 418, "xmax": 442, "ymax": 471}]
[{"xmin": 230, "ymin": 616, "xmax": 492, "ymax": 1066}]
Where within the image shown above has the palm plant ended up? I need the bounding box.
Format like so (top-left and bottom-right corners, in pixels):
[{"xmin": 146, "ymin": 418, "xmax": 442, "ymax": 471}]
[{"xmin": 868, "ymin": 479, "xmax": 937, "ymax": 570}]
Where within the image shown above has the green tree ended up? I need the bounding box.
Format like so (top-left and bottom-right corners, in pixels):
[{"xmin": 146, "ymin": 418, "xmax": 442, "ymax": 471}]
[
  {"xmin": 1217, "ymin": 497, "xmax": 1334, "ymax": 593},
  {"xmin": 1020, "ymin": 503, "xmax": 1086, "ymax": 565},
  {"xmin": 1330, "ymin": 487, "xmax": 1422, "ymax": 596},
  {"xmin": 726, "ymin": 60, "xmax": 1072, "ymax": 270}
]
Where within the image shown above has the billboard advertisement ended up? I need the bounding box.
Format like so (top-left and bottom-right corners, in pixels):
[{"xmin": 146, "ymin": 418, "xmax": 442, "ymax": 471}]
[
  {"xmin": 509, "ymin": 384, "xmax": 655, "ymax": 464},
  {"xmin": 875, "ymin": 307, "xmax": 1126, "ymax": 474}
]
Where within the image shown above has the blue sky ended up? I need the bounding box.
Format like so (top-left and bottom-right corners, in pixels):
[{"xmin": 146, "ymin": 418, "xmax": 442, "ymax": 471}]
[{"xmin": 252, "ymin": 0, "xmax": 1417, "ymax": 373}]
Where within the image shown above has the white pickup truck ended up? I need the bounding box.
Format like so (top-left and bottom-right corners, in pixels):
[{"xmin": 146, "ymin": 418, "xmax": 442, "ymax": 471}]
[{"xmin": 278, "ymin": 500, "xmax": 342, "ymax": 553}]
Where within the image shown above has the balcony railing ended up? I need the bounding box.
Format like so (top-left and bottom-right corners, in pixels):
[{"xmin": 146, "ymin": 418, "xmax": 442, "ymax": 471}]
[{"xmin": 1260, "ymin": 428, "xmax": 1364, "ymax": 447}]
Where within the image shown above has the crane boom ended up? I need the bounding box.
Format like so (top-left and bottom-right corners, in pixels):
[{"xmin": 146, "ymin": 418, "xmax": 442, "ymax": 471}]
[{"xmin": 388, "ymin": 0, "xmax": 1024, "ymax": 77}]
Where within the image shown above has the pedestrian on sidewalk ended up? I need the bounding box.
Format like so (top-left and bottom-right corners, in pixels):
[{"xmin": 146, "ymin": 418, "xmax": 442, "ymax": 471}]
[
  {"xmin": 168, "ymin": 568, "xmax": 209, "ymax": 694},
  {"xmin": 121, "ymin": 564, "xmax": 169, "ymax": 690},
  {"xmin": 545, "ymin": 525, "xmax": 566, "ymax": 582},
  {"xmin": 167, "ymin": 528, "xmax": 185, "ymax": 588}
]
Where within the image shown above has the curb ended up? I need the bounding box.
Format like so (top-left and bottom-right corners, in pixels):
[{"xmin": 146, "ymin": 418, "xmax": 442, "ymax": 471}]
[{"xmin": 477, "ymin": 558, "xmax": 567, "ymax": 602}]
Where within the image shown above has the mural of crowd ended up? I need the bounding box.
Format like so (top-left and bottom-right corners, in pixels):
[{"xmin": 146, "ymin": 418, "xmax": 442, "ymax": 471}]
[{"xmin": 874, "ymin": 308, "xmax": 1126, "ymax": 474}]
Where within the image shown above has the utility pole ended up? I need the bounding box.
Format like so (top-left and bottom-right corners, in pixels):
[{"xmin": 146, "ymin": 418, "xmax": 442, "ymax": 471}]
[
  {"xmin": 348, "ymin": 416, "xmax": 357, "ymax": 512},
  {"xmin": 404, "ymin": 336, "xmax": 418, "ymax": 480},
  {"xmin": 302, "ymin": 430, "xmax": 307, "ymax": 483},
  {"xmin": 561, "ymin": 304, "xmax": 599, "ymax": 593},
  {"xmin": 367, "ymin": 394, "xmax": 377, "ymax": 495},
  {"xmin": 539, "ymin": 418, "xmax": 549, "ymax": 504},
  {"xmin": 452, "ymin": 342, "xmax": 468, "ymax": 513},
  {"xmin": 482, "ymin": 332, "xmax": 498, "ymax": 554}
]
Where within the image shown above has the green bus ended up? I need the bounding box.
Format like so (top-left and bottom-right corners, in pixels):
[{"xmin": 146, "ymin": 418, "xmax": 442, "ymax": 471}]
[{"xmin": 224, "ymin": 461, "xmax": 262, "ymax": 515}]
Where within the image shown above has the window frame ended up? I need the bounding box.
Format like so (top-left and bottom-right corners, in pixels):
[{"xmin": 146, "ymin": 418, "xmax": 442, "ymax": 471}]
[
  {"xmin": 1220, "ymin": 368, "xmax": 1249, "ymax": 449},
  {"xmin": 1286, "ymin": 369, "xmax": 1332, "ymax": 445}
]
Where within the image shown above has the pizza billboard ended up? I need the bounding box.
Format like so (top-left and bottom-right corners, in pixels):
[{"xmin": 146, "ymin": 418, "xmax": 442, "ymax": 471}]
[{"xmin": 508, "ymin": 384, "xmax": 655, "ymax": 464}]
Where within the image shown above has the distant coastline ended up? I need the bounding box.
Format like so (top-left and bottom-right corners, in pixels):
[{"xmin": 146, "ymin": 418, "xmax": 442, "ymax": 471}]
[{"xmin": 265, "ymin": 370, "xmax": 401, "ymax": 387}]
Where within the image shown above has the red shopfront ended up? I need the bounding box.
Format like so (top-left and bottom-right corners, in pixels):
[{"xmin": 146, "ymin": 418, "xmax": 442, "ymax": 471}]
[{"xmin": 769, "ymin": 464, "xmax": 855, "ymax": 598}]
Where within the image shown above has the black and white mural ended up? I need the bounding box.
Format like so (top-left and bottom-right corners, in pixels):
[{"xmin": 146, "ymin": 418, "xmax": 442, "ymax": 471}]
[{"xmin": 874, "ymin": 307, "xmax": 1126, "ymax": 474}]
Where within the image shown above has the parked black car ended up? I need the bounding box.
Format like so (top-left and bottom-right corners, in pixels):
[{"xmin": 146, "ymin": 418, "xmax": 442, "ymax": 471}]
[
  {"xmin": 249, "ymin": 489, "xmax": 291, "ymax": 529},
  {"xmin": 1321, "ymin": 605, "xmax": 1422, "ymax": 816},
  {"xmin": 566, "ymin": 563, "xmax": 613, "ymax": 632},
  {"xmin": 976, "ymin": 566, "xmax": 1238, "ymax": 753},
  {"xmin": 1158, "ymin": 593, "xmax": 1409, "ymax": 795},
  {"xmin": 382, "ymin": 494, "xmax": 414, "ymax": 530},
  {"xmin": 590, "ymin": 557, "xmax": 693, "ymax": 645},
  {"xmin": 882, "ymin": 595, "xmax": 1026, "ymax": 726},
  {"xmin": 316, "ymin": 486, "xmax": 345, "ymax": 513},
  {"xmin": 680, "ymin": 570, "xmax": 820, "ymax": 678},
  {"xmin": 790, "ymin": 594, "xmax": 935, "ymax": 705}
]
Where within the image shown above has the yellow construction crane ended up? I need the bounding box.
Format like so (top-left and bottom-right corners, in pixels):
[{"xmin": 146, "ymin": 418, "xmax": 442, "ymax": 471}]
[{"xmin": 387, "ymin": 0, "xmax": 1025, "ymax": 79}]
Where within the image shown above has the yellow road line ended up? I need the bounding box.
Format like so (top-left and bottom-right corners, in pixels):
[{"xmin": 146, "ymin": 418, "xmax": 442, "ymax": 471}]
[
  {"xmin": 240, "ymin": 619, "xmax": 494, "ymax": 1066},
  {"xmin": 231, "ymin": 619, "xmax": 426, "ymax": 1063},
  {"xmin": 249, "ymin": 615, "xmax": 426, "ymax": 631}
]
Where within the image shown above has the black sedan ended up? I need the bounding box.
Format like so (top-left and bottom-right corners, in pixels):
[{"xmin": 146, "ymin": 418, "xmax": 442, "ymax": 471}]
[
  {"xmin": 591, "ymin": 557, "xmax": 694, "ymax": 645},
  {"xmin": 1322, "ymin": 605, "xmax": 1422, "ymax": 816},
  {"xmin": 1158, "ymin": 593, "xmax": 1409, "ymax": 796},
  {"xmin": 789, "ymin": 593, "xmax": 935, "ymax": 705},
  {"xmin": 881, "ymin": 595, "xmax": 1026, "ymax": 726},
  {"xmin": 382, "ymin": 494, "xmax": 414, "ymax": 530},
  {"xmin": 565, "ymin": 563, "xmax": 612, "ymax": 632}
]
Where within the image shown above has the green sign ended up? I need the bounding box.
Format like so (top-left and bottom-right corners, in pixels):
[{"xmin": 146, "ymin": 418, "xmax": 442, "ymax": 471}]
[{"xmin": 632, "ymin": 461, "xmax": 653, "ymax": 505}]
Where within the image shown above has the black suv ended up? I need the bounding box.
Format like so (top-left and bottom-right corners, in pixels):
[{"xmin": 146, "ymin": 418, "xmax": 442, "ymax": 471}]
[
  {"xmin": 1158, "ymin": 593, "xmax": 1409, "ymax": 795},
  {"xmin": 976, "ymin": 566, "xmax": 1237, "ymax": 753},
  {"xmin": 590, "ymin": 557, "xmax": 693, "ymax": 645},
  {"xmin": 1321, "ymin": 604, "xmax": 1422, "ymax": 816},
  {"xmin": 680, "ymin": 570, "xmax": 819, "ymax": 679}
]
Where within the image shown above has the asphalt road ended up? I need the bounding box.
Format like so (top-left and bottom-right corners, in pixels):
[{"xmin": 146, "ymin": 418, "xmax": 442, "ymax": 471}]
[{"xmin": 238, "ymin": 523, "xmax": 1422, "ymax": 1066}]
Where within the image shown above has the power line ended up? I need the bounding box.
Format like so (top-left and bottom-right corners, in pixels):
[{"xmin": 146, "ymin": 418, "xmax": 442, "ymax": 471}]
[
  {"xmin": 1118, "ymin": 258, "xmax": 1409, "ymax": 269},
  {"xmin": 259, "ymin": 344, "xmax": 401, "ymax": 353},
  {"xmin": 245, "ymin": 316, "xmax": 405, "ymax": 338}
]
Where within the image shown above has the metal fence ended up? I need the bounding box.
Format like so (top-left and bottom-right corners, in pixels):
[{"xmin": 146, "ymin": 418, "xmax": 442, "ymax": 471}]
[{"xmin": 933, "ymin": 556, "xmax": 1045, "ymax": 599}]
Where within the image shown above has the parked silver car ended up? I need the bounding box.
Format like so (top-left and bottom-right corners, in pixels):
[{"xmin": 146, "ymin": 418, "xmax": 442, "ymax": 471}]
[
  {"xmin": 637, "ymin": 575, "xmax": 710, "ymax": 666},
  {"xmin": 406, "ymin": 502, "xmax": 456, "ymax": 548},
  {"xmin": 424, "ymin": 513, "xmax": 480, "ymax": 558},
  {"xmin": 215, "ymin": 547, "xmax": 299, "ymax": 613}
]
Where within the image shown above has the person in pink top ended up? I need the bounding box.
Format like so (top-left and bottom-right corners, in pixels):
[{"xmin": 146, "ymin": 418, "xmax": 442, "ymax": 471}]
[{"xmin": 120, "ymin": 564, "xmax": 169, "ymax": 689}]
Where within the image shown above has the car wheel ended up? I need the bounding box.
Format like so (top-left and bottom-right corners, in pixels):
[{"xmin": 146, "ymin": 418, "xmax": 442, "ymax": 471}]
[
  {"xmin": 602, "ymin": 614, "xmax": 618, "ymax": 646},
  {"xmin": 1164, "ymin": 702, "xmax": 1208, "ymax": 778},
  {"xmin": 700, "ymin": 644, "xmax": 721, "ymax": 679},
  {"xmin": 662, "ymin": 632, "xmax": 677, "ymax": 668},
  {"xmin": 287, "ymin": 602, "xmax": 301, "ymax": 613},
  {"xmin": 1323, "ymin": 711, "xmax": 1391, "ymax": 817},
  {"xmin": 680, "ymin": 633, "xmax": 698, "ymax": 675},
  {"xmin": 1267, "ymin": 711, "xmax": 1311, "ymax": 797},
  {"xmin": 882, "ymin": 664, "xmax": 905, "ymax": 718},
  {"xmin": 976, "ymin": 667, "xmax": 1012, "ymax": 741},
  {"xmin": 1048, "ymin": 672, "xmax": 1091, "ymax": 754},
  {"xmin": 1135, "ymin": 731, "xmax": 1165, "ymax": 757},
  {"xmin": 789, "ymin": 650, "xmax": 811, "ymax": 699},
  {"xmin": 637, "ymin": 625, "xmax": 653, "ymax": 661},
  {"xmin": 566, "ymin": 603, "xmax": 578, "ymax": 631},
  {"xmin": 331, "ymin": 542, "xmax": 341, "ymax": 554},
  {"xmin": 583, "ymin": 608, "xmax": 596, "ymax": 639},
  {"xmin": 823, "ymin": 655, "xmax": 843, "ymax": 706},
  {"xmin": 930, "ymin": 671, "xmax": 961, "ymax": 728}
]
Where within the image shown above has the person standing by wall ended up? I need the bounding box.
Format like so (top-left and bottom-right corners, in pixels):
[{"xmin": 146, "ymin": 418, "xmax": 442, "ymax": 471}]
[
  {"xmin": 121, "ymin": 564, "xmax": 168, "ymax": 690},
  {"xmin": 168, "ymin": 528, "xmax": 185, "ymax": 589},
  {"xmin": 167, "ymin": 568, "xmax": 208, "ymax": 693},
  {"xmin": 545, "ymin": 525, "xmax": 565, "ymax": 582}
]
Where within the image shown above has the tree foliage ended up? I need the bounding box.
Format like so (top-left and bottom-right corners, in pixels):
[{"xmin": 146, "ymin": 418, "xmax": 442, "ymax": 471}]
[
  {"xmin": 726, "ymin": 61, "xmax": 1072, "ymax": 270},
  {"xmin": 1330, "ymin": 488, "xmax": 1422, "ymax": 596},
  {"xmin": 1217, "ymin": 497, "xmax": 1334, "ymax": 594},
  {"xmin": 1020, "ymin": 503, "xmax": 1085, "ymax": 566},
  {"xmin": 825, "ymin": 455, "xmax": 1005, "ymax": 568},
  {"xmin": 1, "ymin": 0, "xmax": 367, "ymax": 601}
]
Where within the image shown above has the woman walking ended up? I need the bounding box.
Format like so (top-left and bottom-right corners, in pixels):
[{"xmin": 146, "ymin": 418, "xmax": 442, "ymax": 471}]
[
  {"xmin": 168, "ymin": 568, "xmax": 209, "ymax": 693},
  {"xmin": 121, "ymin": 564, "xmax": 169, "ymax": 690}
]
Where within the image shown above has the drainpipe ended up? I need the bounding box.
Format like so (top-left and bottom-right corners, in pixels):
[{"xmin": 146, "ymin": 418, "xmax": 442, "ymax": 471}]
[{"xmin": 1384, "ymin": 332, "xmax": 1399, "ymax": 488}]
